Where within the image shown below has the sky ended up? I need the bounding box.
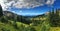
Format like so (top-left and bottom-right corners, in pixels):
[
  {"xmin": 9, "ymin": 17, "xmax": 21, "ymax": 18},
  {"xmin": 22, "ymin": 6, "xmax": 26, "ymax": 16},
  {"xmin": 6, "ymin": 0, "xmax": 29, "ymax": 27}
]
[{"xmin": 0, "ymin": 0, "xmax": 60, "ymax": 16}]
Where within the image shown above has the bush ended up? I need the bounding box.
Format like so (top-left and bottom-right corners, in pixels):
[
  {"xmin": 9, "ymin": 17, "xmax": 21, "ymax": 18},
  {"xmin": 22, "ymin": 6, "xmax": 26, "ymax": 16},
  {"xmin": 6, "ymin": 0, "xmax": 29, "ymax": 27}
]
[
  {"xmin": 0, "ymin": 16, "xmax": 8, "ymax": 23},
  {"xmin": 1, "ymin": 28, "xmax": 10, "ymax": 31}
]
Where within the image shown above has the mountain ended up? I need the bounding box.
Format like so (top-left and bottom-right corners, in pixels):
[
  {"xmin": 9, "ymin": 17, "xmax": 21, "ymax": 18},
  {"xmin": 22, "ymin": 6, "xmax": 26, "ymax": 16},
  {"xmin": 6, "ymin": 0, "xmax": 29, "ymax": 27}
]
[
  {"xmin": 3, "ymin": 11, "xmax": 18, "ymax": 18},
  {"xmin": 3, "ymin": 11, "xmax": 32, "ymax": 24}
]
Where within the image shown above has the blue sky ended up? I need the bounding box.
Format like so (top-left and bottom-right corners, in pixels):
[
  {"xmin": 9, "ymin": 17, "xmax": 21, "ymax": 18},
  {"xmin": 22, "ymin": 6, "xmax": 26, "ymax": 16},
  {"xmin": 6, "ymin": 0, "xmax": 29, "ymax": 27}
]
[
  {"xmin": 9, "ymin": 5, "xmax": 49, "ymax": 16},
  {"xmin": 1, "ymin": 0, "xmax": 60, "ymax": 16}
]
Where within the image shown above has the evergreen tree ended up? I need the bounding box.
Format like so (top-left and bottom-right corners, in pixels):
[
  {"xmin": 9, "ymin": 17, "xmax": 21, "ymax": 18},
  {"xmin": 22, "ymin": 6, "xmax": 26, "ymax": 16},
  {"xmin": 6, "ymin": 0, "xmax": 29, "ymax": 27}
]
[
  {"xmin": 55, "ymin": 9, "xmax": 60, "ymax": 26},
  {"xmin": 50, "ymin": 8, "xmax": 60, "ymax": 27},
  {"xmin": 0, "ymin": 5, "xmax": 3, "ymax": 17}
]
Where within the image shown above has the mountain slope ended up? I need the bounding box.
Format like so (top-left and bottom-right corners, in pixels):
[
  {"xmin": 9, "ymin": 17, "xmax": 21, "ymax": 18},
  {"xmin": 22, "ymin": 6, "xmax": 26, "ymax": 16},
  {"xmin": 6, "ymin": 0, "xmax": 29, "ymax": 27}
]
[{"xmin": 3, "ymin": 11, "xmax": 32, "ymax": 24}]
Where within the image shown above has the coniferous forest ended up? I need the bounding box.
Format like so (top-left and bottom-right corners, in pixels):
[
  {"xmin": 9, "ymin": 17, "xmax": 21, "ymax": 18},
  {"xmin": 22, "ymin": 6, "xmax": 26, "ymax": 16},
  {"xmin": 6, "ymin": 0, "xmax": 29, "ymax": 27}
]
[{"xmin": 0, "ymin": 5, "xmax": 60, "ymax": 31}]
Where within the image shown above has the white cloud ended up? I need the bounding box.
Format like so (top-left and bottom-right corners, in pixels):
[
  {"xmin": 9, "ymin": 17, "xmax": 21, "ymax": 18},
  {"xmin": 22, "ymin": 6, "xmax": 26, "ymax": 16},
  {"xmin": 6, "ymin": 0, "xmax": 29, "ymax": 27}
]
[
  {"xmin": 46, "ymin": 0, "xmax": 56, "ymax": 5},
  {"xmin": 13, "ymin": 0, "xmax": 45, "ymax": 9},
  {"xmin": 0, "ymin": 0, "xmax": 15, "ymax": 11},
  {"xmin": 0, "ymin": 0, "xmax": 56, "ymax": 10},
  {"xmin": 13, "ymin": 0, "xmax": 56, "ymax": 9},
  {"xmin": 0, "ymin": 0, "xmax": 6, "ymax": 10}
]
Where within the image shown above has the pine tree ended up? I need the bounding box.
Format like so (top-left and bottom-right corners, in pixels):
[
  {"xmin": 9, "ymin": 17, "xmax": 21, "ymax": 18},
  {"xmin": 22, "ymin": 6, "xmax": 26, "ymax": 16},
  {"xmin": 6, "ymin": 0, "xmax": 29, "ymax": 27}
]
[
  {"xmin": 55, "ymin": 9, "xmax": 60, "ymax": 26},
  {"xmin": 0, "ymin": 5, "xmax": 3, "ymax": 17},
  {"xmin": 50, "ymin": 8, "xmax": 60, "ymax": 27}
]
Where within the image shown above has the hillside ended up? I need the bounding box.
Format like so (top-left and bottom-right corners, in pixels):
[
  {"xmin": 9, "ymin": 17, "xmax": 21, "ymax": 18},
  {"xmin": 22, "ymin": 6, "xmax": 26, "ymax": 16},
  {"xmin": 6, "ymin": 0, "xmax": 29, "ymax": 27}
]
[{"xmin": 3, "ymin": 11, "xmax": 32, "ymax": 24}]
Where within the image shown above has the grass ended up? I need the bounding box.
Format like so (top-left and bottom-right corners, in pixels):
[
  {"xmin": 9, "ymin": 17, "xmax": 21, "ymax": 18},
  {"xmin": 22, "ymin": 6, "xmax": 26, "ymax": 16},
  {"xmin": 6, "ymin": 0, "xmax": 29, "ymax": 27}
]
[
  {"xmin": 0, "ymin": 20, "xmax": 60, "ymax": 31},
  {"xmin": 50, "ymin": 27, "xmax": 60, "ymax": 31}
]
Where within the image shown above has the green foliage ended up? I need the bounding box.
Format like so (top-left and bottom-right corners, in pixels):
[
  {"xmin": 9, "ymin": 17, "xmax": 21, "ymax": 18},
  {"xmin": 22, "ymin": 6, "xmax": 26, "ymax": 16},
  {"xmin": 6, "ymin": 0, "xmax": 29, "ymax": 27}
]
[
  {"xmin": 0, "ymin": 16, "xmax": 8, "ymax": 23},
  {"xmin": 49, "ymin": 9, "xmax": 60, "ymax": 27},
  {"xmin": 13, "ymin": 22, "xmax": 18, "ymax": 29},
  {"xmin": 32, "ymin": 20, "xmax": 40, "ymax": 26},
  {"xmin": 1, "ymin": 28, "xmax": 10, "ymax": 31}
]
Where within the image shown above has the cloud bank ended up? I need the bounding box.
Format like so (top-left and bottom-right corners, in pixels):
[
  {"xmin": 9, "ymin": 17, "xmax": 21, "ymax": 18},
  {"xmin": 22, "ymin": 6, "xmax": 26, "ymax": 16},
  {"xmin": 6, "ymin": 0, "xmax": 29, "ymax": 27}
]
[{"xmin": 0, "ymin": 0, "xmax": 56, "ymax": 11}]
